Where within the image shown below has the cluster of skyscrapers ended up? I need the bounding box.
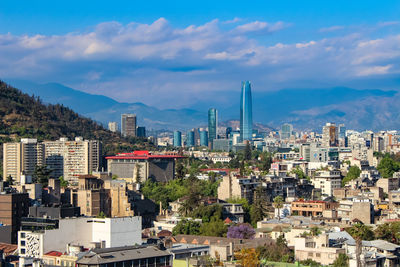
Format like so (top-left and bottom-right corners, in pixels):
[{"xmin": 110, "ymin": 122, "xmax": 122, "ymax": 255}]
[{"xmin": 173, "ymin": 81, "xmax": 253, "ymax": 149}]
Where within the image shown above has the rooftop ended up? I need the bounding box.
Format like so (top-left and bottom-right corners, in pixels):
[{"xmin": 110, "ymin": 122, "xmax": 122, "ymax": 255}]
[
  {"xmin": 106, "ymin": 150, "xmax": 185, "ymax": 160},
  {"xmin": 76, "ymin": 245, "xmax": 171, "ymax": 265}
]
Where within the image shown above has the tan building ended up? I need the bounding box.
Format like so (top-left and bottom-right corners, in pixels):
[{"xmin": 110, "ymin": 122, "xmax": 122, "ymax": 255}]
[
  {"xmin": 338, "ymin": 198, "xmax": 374, "ymax": 225},
  {"xmin": 311, "ymin": 170, "xmax": 342, "ymax": 197},
  {"xmin": 72, "ymin": 175, "xmax": 110, "ymax": 217},
  {"xmin": 3, "ymin": 139, "xmax": 44, "ymax": 183},
  {"xmin": 217, "ymin": 174, "xmax": 259, "ymax": 203},
  {"xmin": 121, "ymin": 114, "xmax": 137, "ymax": 137},
  {"xmin": 104, "ymin": 180, "xmax": 134, "ymax": 217},
  {"xmin": 291, "ymin": 200, "xmax": 338, "ymax": 217},
  {"xmin": 294, "ymin": 233, "xmax": 345, "ymax": 265},
  {"xmin": 376, "ymin": 178, "xmax": 400, "ymax": 194},
  {"xmin": 72, "ymin": 175, "xmax": 134, "ymax": 217},
  {"xmin": 44, "ymin": 137, "xmax": 101, "ymax": 184}
]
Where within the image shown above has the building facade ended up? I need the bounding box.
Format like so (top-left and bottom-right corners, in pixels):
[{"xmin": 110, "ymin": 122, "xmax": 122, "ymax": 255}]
[
  {"xmin": 173, "ymin": 131, "xmax": 182, "ymax": 147},
  {"xmin": 121, "ymin": 114, "xmax": 137, "ymax": 137},
  {"xmin": 108, "ymin": 122, "xmax": 118, "ymax": 132},
  {"xmin": 240, "ymin": 81, "xmax": 253, "ymax": 142},
  {"xmin": 208, "ymin": 108, "xmax": 218, "ymax": 147}
]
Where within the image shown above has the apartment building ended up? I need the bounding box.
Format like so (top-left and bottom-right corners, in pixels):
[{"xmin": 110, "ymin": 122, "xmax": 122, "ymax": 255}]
[
  {"xmin": 294, "ymin": 233, "xmax": 345, "ymax": 265},
  {"xmin": 3, "ymin": 137, "xmax": 100, "ymax": 185},
  {"xmin": 337, "ymin": 197, "xmax": 374, "ymax": 225},
  {"xmin": 0, "ymin": 193, "xmax": 30, "ymax": 244},
  {"xmin": 3, "ymin": 139, "xmax": 44, "ymax": 183},
  {"xmin": 45, "ymin": 137, "xmax": 101, "ymax": 183},
  {"xmin": 311, "ymin": 170, "xmax": 342, "ymax": 197},
  {"xmin": 217, "ymin": 174, "xmax": 260, "ymax": 203},
  {"xmin": 291, "ymin": 200, "xmax": 338, "ymax": 217}
]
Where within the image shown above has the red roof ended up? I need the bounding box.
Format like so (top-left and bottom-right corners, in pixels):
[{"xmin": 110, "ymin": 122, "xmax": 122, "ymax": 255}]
[
  {"xmin": 44, "ymin": 251, "xmax": 63, "ymax": 257},
  {"xmin": 106, "ymin": 150, "xmax": 185, "ymax": 160},
  {"xmin": 0, "ymin": 243, "xmax": 18, "ymax": 255}
]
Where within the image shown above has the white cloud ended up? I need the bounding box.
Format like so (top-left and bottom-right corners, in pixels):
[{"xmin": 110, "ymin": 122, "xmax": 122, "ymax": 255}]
[
  {"xmin": 0, "ymin": 18, "xmax": 400, "ymax": 107},
  {"xmin": 319, "ymin": 25, "xmax": 344, "ymax": 33}
]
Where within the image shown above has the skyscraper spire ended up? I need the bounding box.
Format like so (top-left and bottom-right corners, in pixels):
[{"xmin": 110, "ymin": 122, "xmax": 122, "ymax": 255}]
[{"xmin": 240, "ymin": 81, "xmax": 253, "ymax": 142}]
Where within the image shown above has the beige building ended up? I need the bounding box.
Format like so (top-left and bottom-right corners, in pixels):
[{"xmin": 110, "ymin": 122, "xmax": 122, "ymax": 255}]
[
  {"xmin": 376, "ymin": 178, "xmax": 400, "ymax": 194},
  {"xmin": 311, "ymin": 170, "xmax": 342, "ymax": 197},
  {"xmin": 337, "ymin": 197, "xmax": 374, "ymax": 225},
  {"xmin": 71, "ymin": 175, "xmax": 134, "ymax": 217},
  {"xmin": 3, "ymin": 139, "xmax": 44, "ymax": 183},
  {"xmin": 217, "ymin": 174, "xmax": 259, "ymax": 203},
  {"xmin": 44, "ymin": 137, "xmax": 101, "ymax": 184},
  {"xmin": 294, "ymin": 233, "xmax": 345, "ymax": 265}
]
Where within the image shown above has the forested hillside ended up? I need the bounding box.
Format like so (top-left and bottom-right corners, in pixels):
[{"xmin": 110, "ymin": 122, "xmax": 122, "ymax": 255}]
[{"xmin": 0, "ymin": 80, "xmax": 155, "ymax": 178}]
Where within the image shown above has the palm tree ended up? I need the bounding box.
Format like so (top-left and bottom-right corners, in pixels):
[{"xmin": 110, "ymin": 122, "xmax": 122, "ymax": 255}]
[
  {"xmin": 346, "ymin": 222, "xmax": 374, "ymax": 267},
  {"xmin": 310, "ymin": 226, "xmax": 322, "ymax": 237},
  {"xmin": 273, "ymin": 196, "xmax": 284, "ymax": 220}
]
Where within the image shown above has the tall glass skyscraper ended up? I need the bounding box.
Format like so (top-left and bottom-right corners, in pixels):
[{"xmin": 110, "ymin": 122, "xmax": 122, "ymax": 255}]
[
  {"xmin": 200, "ymin": 130, "xmax": 208, "ymax": 147},
  {"xmin": 186, "ymin": 131, "xmax": 195, "ymax": 147},
  {"xmin": 208, "ymin": 108, "xmax": 218, "ymax": 145},
  {"xmin": 240, "ymin": 81, "xmax": 253, "ymax": 142},
  {"xmin": 173, "ymin": 131, "xmax": 182, "ymax": 147}
]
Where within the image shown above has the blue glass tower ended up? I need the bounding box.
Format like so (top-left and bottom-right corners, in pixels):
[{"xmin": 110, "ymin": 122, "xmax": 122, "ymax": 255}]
[
  {"xmin": 186, "ymin": 131, "xmax": 195, "ymax": 147},
  {"xmin": 200, "ymin": 130, "xmax": 208, "ymax": 147},
  {"xmin": 208, "ymin": 108, "xmax": 218, "ymax": 145},
  {"xmin": 173, "ymin": 131, "xmax": 182, "ymax": 147},
  {"xmin": 240, "ymin": 81, "xmax": 253, "ymax": 141}
]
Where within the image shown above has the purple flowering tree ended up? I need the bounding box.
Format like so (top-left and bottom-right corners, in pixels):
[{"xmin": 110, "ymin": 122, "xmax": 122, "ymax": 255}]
[{"xmin": 227, "ymin": 223, "xmax": 256, "ymax": 239}]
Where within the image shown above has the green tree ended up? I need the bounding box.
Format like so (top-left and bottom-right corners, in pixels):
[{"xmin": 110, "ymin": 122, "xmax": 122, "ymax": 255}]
[
  {"xmin": 172, "ymin": 219, "xmax": 201, "ymax": 235},
  {"xmin": 200, "ymin": 219, "xmax": 228, "ymax": 237},
  {"xmin": 333, "ymin": 253, "xmax": 349, "ymax": 267},
  {"xmin": 175, "ymin": 160, "xmax": 186, "ymax": 179},
  {"xmin": 59, "ymin": 176, "xmax": 69, "ymax": 188},
  {"xmin": 310, "ymin": 226, "xmax": 321, "ymax": 237},
  {"xmin": 346, "ymin": 223, "xmax": 375, "ymax": 267},
  {"xmin": 273, "ymin": 196, "xmax": 284, "ymax": 220},
  {"xmin": 33, "ymin": 165, "xmax": 52, "ymax": 187},
  {"xmin": 342, "ymin": 165, "xmax": 361, "ymax": 186},
  {"xmin": 250, "ymin": 187, "xmax": 268, "ymax": 226},
  {"xmin": 374, "ymin": 222, "xmax": 400, "ymax": 244},
  {"xmin": 239, "ymin": 160, "xmax": 245, "ymax": 176},
  {"xmin": 377, "ymin": 155, "xmax": 400, "ymax": 178},
  {"xmin": 6, "ymin": 175, "xmax": 13, "ymax": 185},
  {"xmin": 244, "ymin": 142, "xmax": 252, "ymax": 161}
]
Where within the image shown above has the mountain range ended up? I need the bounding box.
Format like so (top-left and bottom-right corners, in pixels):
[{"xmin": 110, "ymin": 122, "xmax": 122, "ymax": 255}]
[{"xmin": 5, "ymin": 79, "xmax": 399, "ymax": 132}]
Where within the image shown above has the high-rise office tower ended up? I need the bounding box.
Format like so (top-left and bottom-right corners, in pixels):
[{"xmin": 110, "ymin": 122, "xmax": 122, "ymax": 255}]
[
  {"xmin": 121, "ymin": 114, "xmax": 137, "ymax": 137},
  {"xmin": 280, "ymin": 123, "xmax": 293, "ymax": 140},
  {"xmin": 240, "ymin": 81, "xmax": 253, "ymax": 142},
  {"xmin": 108, "ymin": 122, "xmax": 118, "ymax": 133},
  {"xmin": 186, "ymin": 131, "xmax": 195, "ymax": 147},
  {"xmin": 137, "ymin": 127, "xmax": 146, "ymax": 137},
  {"xmin": 173, "ymin": 131, "xmax": 182, "ymax": 147},
  {"xmin": 208, "ymin": 108, "xmax": 218, "ymax": 146},
  {"xmin": 200, "ymin": 130, "xmax": 208, "ymax": 147},
  {"xmin": 322, "ymin": 123, "xmax": 338, "ymax": 147}
]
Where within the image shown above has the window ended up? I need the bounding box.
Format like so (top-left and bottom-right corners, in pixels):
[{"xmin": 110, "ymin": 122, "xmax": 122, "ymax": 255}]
[
  {"xmin": 21, "ymin": 249, "xmax": 26, "ymax": 254},
  {"xmin": 20, "ymin": 240, "xmax": 25, "ymax": 246}
]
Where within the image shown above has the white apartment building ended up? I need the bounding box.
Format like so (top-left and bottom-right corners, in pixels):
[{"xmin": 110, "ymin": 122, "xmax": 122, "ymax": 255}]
[
  {"xmin": 3, "ymin": 137, "xmax": 100, "ymax": 185},
  {"xmin": 108, "ymin": 121, "xmax": 118, "ymax": 132},
  {"xmin": 18, "ymin": 217, "xmax": 142, "ymax": 259},
  {"xmin": 44, "ymin": 137, "xmax": 100, "ymax": 184},
  {"xmin": 3, "ymin": 139, "xmax": 44, "ymax": 183},
  {"xmin": 312, "ymin": 170, "xmax": 342, "ymax": 197}
]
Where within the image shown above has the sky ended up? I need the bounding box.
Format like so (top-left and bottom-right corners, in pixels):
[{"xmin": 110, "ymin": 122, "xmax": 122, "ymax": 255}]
[{"xmin": 1, "ymin": 0, "xmax": 400, "ymax": 108}]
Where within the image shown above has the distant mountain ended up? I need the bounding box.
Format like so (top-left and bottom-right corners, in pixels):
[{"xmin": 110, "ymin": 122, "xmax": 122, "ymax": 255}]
[
  {"xmin": 6, "ymin": 80, "xmax": 206, "ymax": 130},
  {"xmin": 6, "ymin": 79, "xmax": 400, "ymax": 131}
]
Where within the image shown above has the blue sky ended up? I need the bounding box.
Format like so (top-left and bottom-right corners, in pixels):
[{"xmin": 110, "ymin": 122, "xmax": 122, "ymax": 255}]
[{"xmin": 1, "ymin": 0, "xmax": 400, "ymax": 108}]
